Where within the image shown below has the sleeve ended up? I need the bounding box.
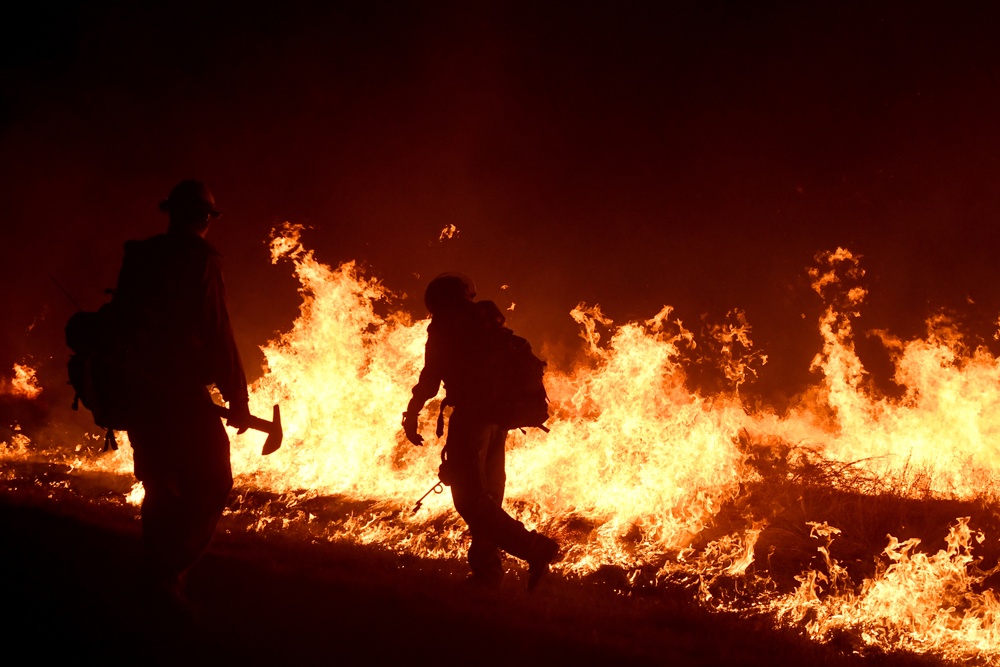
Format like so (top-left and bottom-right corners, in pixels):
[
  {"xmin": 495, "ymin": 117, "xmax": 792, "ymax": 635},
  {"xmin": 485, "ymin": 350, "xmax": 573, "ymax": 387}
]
[
  {"xmin": 201, "ymin": 253, "xmax": 249, "ymax": 407},
  {"xmin": 406, "ymin": 328, "xmax": 444, "ymax": 415}
]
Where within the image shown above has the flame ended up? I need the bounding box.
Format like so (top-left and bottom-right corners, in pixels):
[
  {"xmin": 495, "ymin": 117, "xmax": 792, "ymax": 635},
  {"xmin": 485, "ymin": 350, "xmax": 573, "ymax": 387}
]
[
  {"xmin": 0, "ymin": 432, "xmax": 31, "ymax": 456},
  {"xmin": 773, "ymin": 518, "xmax": 1000, "ymax": 661},
  {"xmin": 125, "ymin": 481, "xmax": 144, "ymax": 506},
  {"xmin": 762, "ymin": 248, "xmax": 1000, "ymax": 498},
  {"xmin": 1, "ymin": 363, "xmax": 42, "ymax": 399},
  {"xmin": 438, "ymin": 224, "xmax": 459, "ymax": 241},
  {"xmin": 11, "ymin": 228, "xmax": 1000, "ymax": 664},
  {"xmin": 227, "ymin": 227, "xmax": 752, "ymax": 574}
]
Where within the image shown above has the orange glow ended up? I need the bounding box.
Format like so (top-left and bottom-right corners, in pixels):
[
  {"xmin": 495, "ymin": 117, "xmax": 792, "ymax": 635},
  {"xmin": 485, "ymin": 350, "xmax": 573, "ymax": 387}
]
[
  {"xmin": 438, "ymin": 224, "xmax": 459, "ymax": 241},
  {"xmin": 11, "ymin": 230, "xmax": 999, "ymax": 664},
  {"xmin": 773, "ymin": 518, "xmax": 999, "ymax": 661},
  {"xmin": 1, "ymin": 363, "xmax": 42, "ymax": 400}
]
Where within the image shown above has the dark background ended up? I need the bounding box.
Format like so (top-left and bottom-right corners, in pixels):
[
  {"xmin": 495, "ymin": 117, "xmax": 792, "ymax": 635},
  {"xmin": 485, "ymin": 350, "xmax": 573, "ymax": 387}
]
[{"xmin": 4, "ymin": 0, "xmax": 1000, "ymax": 422}]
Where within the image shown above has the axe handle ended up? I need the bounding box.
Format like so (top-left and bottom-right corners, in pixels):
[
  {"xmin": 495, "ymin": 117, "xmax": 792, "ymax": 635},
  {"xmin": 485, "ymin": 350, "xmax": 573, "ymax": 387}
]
[
  {"xmin": 212, "ymin": 403, "xmax": 283, "ymax": 455},
  {"xmin": 213, "ymin": 404, "xmax": 274, "ymax": 433}
]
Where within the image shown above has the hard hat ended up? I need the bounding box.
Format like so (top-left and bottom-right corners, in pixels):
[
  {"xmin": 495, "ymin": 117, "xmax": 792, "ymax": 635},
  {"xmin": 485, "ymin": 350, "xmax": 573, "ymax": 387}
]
[
  {"xmin": 424, "ymin": 273, "xmax": 476, "ymax": 315},
  {"xmin": 159, "ymin": 180, "xmax": 221, "ymax": 218}
]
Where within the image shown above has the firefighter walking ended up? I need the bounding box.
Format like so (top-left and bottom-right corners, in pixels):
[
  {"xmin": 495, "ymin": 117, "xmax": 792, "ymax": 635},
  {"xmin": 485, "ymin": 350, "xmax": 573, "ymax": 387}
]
[
  {"xmin": 112, "ymin": 180, "xmax": 252, "ymax": 609},
  {"xmin": 403, "ymin": 274, "xmax": 560, "ymax": 589}
]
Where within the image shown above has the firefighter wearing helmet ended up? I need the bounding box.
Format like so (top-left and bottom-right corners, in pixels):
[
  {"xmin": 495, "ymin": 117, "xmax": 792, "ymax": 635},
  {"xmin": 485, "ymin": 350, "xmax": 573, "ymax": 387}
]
[
  {"xmin": 159, "ymin": 179, "xmax": 222, "ymax": 233},
  {"xmin": 112, "ymin": 179, "xmax": 251, "ymax": 610},
  {"xmin": 423, "ymin": 272, "xmax": 477, "ymax": 316},
  {"xmin": 403, "ymin": 273, "xmax": 560, "ymax": 590}
]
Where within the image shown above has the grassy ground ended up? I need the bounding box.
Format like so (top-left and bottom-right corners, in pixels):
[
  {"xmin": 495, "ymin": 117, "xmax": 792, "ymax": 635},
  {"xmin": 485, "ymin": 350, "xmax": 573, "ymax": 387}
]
[{"xmin": 0, "ymin": 461, "xmax": 950, "ymax": 667}]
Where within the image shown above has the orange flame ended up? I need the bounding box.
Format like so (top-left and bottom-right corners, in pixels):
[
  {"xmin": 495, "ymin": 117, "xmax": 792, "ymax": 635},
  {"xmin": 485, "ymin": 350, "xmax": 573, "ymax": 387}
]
[
  {"xmin": 32, "ymin": 228, "xmax": 1000, "ymax": 664},
  {"xmin": 1, "ymin": 363, "xmax": 42, "ymax": 399},
  {"xmin": 773, "ymin": 518, "xmax": 1000, "ymax": 660},
  {"xmin": 438, "ymin": 224, "xmax": 459, "ymax": 241}
]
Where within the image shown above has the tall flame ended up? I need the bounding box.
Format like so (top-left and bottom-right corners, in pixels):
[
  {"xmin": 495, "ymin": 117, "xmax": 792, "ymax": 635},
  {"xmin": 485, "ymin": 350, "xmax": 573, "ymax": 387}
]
[
  {"xmin": 13, "ymin": 229, "xmax": 1000, "ymax": 664},
  {"xmin": 226, "ymin": 224, "xmax": 753, "ymax": 574}
]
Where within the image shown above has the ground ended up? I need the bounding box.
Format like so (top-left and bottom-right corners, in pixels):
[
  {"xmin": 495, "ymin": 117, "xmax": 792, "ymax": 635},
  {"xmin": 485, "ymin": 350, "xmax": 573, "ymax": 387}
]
[{"xmin": 0, "ymin": 482, "xmax": 944, "ymax": 667}]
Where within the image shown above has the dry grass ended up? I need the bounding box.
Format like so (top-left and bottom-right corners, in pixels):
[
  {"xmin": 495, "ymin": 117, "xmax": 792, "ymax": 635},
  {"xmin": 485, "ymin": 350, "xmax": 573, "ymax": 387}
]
[{"xmin": 0, "ymin": 455, "xmax": 959, "ymax": 666}]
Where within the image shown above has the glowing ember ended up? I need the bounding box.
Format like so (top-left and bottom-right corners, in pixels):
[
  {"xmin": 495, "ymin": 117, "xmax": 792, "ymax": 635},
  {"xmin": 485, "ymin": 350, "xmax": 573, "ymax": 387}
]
[{"xmin": 438, "ymin": 224, "xmax": 459, "ymax": 241}]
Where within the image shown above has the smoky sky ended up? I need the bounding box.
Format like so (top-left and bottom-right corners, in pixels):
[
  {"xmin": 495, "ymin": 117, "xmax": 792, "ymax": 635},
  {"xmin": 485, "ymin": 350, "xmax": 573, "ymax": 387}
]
[{"xmin": 4, "ymin": 0, "xmax": 1000, "ymax": 410}]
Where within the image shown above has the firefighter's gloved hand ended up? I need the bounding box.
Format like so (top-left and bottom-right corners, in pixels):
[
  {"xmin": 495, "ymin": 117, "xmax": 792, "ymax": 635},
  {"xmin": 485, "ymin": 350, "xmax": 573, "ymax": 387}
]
[
  {"xmin": 402, "ymin": 411, "xmax": 424, "ymax": 446},
  {"xmin": 228, "ymin": 401, "xmax": 252, "ymax": 435}
]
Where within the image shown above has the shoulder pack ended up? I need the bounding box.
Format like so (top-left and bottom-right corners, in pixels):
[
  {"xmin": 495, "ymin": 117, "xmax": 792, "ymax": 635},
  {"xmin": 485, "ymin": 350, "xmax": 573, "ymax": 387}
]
[
  {"xmin": 486, "ymin": 327, "xmax": 550, "ymax": 432},
  {"xmin": 65, "ymin": 302, "xmax": 135, "ymax": 450}
]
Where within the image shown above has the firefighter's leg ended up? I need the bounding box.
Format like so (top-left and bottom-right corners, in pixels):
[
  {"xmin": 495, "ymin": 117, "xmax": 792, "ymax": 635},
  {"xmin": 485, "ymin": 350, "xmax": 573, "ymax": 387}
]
[
  {"xmin": 448, "ymin": 415, "xmax": 505, "ymax": 582},
  {"xmin": 448, "ymin": 413, "xmax": 559, "ymax": 589}
]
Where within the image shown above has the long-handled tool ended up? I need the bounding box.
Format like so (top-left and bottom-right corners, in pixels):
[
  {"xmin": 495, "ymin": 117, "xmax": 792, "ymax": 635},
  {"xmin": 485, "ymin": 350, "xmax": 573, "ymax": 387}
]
[
  {"xmin": 412, "ymin": 479, "xmax": 445, "ymax": 514},
  {"xmin": 215, "ymin": 404, "xmax": 282, "ymax": 455}
]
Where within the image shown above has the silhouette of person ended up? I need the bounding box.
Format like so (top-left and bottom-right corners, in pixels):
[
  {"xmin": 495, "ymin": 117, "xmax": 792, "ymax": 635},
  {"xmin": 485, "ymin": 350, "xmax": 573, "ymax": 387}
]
[
  {"xmin": 403, "ymin": 273, "xmax": 559, "ymax": 589},
  {"xmin": 112, "ymin": 179, "xmax": 251, "ymax": 608}
]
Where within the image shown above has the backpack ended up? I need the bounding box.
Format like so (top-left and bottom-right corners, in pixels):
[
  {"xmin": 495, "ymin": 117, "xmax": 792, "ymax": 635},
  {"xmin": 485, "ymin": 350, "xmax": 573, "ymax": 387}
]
[
  {"xmin": 65, "ymin": 302, "xmax": 135, "ymax": 450},
  {"xmin": 485, "ymin": 327, "xmax": 550, "ymax": 432}
]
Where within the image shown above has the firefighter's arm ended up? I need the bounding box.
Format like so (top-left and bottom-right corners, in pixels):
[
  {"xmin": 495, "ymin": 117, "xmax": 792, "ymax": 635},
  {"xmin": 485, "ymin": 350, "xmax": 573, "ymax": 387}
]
[
  {"xmin": 402, "ymin": 336, "xmax": 444, "ymax": 447},
  {"xmin": 201, "ymin": 252, "xmax": 252, "ymax": 433},
  {"xmin": 226, "ymin": 399, "xmax": 252, "ymax": 435},
  {"xmin": 403, "ymin": 370, "xmax": 438, "ymax": 446},
  {"xmin": 401, "ymin": 409, "xmax": 423, "ymax": 447}
]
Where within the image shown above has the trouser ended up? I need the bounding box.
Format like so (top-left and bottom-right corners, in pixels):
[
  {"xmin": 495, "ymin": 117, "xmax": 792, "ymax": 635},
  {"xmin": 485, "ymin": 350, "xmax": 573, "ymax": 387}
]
[
  {"xmin": 127, "ymin": 387, "xmax": 233, "ymax": 582},
  {"xmin": 138, "ymin": 476, "xmax": 231, "ymax": 581},
  {"xmin": 446, "ymin": 409, "xmax": 538, "ymax": 578}
]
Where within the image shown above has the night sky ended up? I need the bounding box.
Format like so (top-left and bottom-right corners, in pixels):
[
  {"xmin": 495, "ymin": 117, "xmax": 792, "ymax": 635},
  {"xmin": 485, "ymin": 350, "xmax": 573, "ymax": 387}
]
[{"xmin": 4, "ymin": 1, "xmax": 1000, "ymax": 420}]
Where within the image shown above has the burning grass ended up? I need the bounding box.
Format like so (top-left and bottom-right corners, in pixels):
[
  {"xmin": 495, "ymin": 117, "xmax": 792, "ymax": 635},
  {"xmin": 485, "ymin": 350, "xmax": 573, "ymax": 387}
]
[
  {"xmin": 4, "ymin": 435, "xmax": 996, "ymax": 665},
  {"xmin": 699, "ymin": 434, "xmax": 1000, "ymax": 662},
  {"xmin": 0, "ymin": 464, "xmax": 950, "ymax": 667},
  {"xmin": 3, "ymin": 236, "xmax": 1000, "ymax": 664}
]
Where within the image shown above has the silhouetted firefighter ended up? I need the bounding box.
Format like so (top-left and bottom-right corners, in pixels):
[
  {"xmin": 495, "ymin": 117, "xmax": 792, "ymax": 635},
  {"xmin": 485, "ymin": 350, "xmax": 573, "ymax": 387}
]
[
  {"xmin": 111, "ymin": 180, "xmax": 252, "ymax": 609},
  {"xmin": 403, "ymin": 274, "xmax": 560, "ymax": 590}
]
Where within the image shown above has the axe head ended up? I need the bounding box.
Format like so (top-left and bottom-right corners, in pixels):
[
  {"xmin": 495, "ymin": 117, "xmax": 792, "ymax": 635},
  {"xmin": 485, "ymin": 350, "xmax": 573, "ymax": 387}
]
[
  {"xmin": 262, "ymin": 404, "xmax": 282, "ymax": 456},
  {"xmin": 215, "ymin": 402, "xmax": 283, "ymax": 456}
]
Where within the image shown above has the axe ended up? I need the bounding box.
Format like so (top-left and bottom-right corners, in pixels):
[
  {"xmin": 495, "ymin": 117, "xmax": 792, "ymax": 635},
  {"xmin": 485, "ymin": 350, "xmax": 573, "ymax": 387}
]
[{"xmin": 215, "ymin": 404, "xmax": 283, "ymax": 455}]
